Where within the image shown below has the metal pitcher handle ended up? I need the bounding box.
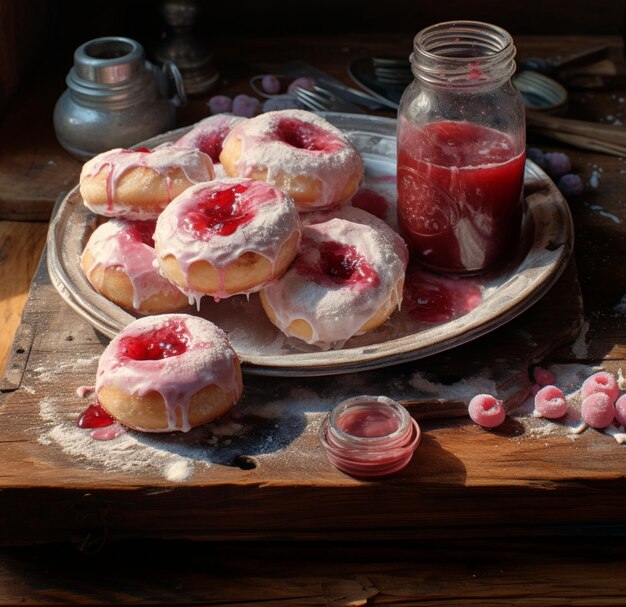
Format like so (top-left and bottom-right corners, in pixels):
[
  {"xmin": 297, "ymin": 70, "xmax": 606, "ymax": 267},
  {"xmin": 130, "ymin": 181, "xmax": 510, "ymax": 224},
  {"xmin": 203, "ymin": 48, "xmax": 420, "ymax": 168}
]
[{"xmin": 163, "ymin": 61, "xmax": 187, "ymax": 107}]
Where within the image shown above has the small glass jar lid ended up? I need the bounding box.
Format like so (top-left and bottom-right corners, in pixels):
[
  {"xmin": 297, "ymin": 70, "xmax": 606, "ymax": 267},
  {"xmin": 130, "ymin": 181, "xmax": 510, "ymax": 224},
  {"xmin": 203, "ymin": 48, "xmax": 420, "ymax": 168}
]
[{"xmin": 319, "ymin": 396, "xmax": 421, "ymax": 478}]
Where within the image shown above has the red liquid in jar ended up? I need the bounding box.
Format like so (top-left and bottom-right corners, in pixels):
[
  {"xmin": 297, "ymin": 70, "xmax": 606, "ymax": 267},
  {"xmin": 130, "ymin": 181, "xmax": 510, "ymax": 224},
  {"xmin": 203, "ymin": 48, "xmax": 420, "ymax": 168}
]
[{"xmin": 397, "ymin": 120, "xmax": 525, "ymax": 273}]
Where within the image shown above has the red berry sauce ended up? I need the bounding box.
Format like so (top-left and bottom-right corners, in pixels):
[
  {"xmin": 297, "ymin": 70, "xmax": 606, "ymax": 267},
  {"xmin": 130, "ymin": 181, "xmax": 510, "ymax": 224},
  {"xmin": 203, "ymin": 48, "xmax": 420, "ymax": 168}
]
[
  {"xmin": 124, "ymin": 219, "xmax": 156, "ymax": 248},
  {"xmin": 403, "ymin": 263, "xmax": 482, "ymax": 324},
  {"xmin": 193, "ymin": 127, "xmax": 230, "ymax": 163},
  {"xmin": 297, "ymin": 240, "xmax": 380, "ymax": 289},
  {"xmin": 119, "ymin": 318, "xmax": 190, "ymax": 361},
  {"xmin": 183, "ymin": 183, "xmax": 256, "ymax": 238},
  {"xmin": 350, "ymin": 188, "xmax": 388, "ymax": 219},
  {"xmin": 276, "ymin": 118, "xmax": 341, "ymax": 152},
  {"xmin": 77, "ymin": 402, "xmax": 115, "ymax": 429}
]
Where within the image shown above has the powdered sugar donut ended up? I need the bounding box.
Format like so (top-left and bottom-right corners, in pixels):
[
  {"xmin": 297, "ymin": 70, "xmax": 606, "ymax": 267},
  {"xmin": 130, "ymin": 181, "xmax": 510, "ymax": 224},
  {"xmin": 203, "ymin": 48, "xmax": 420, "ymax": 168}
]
[
  {"xmin": 96, "ymin": 314, "xmax": 243, "ymax": 433},
  {"xmin": 174, "ymin": 114, "xmax": 245, "ymax": 164},
  {"xmin": 155, "ymin": 177, "xmax": 301, "ymax": 304},
  {"xmin": 80, "ymin": 218, "xmax": 188, "ymax": 314},
  {"xmin": 259, "ymin": 210, "xmax": 408, "ymax": 349},
  {"xmin": 219, "ymin": 109, "xmax": 364, "ymax": 211},
  {"xmin": 80, "ymin": 146, "xmax": 215, "ymax": 220}
]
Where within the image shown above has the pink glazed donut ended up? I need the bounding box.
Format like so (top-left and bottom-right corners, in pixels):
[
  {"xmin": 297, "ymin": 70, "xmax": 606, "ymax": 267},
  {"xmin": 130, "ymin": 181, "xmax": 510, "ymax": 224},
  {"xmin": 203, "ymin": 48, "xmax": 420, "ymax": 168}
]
[
  {"xmin": 96, "ymin": 314, "xmax": 243, "ymax": 433},
  {"xmin": 154, "ymin": 177, "xmax": 301, "ymax": 305},
  {"xmin": 259, "ymin": 207, "xmax": 408, "ymax": 349},
  {"xmin": 219, "ymin": 109, "xmax": 364, "ymax": 211},
  {"xmin": 80, "ymin": 218, "xmax": 188, "ymax": 314},
  {"xmin": 79, "ymin": 145, "xmax": 214, "ymax": 220}
]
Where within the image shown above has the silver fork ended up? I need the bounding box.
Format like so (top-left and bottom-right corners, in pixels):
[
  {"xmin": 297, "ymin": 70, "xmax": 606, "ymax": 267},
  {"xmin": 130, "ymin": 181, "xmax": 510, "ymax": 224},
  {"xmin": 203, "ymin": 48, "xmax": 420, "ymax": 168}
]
[
  {"xmin": 291, "ymin": 85, "xmax": 365, "ymax": 113},
  {"xmin": 372, "ymin": 57, "xmax": 412, "ymax": 86}
]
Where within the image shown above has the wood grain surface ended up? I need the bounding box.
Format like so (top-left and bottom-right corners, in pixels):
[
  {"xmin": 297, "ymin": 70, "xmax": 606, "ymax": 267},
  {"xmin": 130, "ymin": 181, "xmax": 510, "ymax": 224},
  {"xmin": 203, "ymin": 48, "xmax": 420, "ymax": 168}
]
[{"xmin": 1, "ymin": 31, "xmax": 626, "ymax": 606}]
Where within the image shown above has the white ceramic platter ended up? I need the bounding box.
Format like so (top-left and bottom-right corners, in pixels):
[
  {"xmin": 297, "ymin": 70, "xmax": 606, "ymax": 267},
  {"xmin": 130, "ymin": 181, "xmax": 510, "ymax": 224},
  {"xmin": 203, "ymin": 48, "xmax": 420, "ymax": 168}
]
[{"xmin": 47, "ymin": 113, "xmax": 573, "ymax": 376}]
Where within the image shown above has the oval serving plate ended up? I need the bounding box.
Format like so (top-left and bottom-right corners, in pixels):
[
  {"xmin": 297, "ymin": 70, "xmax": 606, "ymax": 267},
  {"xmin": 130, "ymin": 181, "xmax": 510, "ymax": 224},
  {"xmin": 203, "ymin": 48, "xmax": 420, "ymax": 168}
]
[{"xmin": 47, "ymin": 112, "xmax": 573, "ymax": 377}]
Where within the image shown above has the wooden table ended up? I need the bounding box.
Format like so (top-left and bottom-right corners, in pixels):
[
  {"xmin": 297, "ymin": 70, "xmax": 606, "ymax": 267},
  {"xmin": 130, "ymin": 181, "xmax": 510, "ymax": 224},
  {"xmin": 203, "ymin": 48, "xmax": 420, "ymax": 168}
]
[{"xmin": 2, "ymin": 34, "xmax": 626, "ymax": 605}]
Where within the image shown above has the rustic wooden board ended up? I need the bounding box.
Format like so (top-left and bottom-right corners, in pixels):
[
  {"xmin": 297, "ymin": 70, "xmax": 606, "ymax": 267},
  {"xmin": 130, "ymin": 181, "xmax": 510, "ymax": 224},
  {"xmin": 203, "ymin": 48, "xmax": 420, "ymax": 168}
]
[{"xmin": 4, "ymin": 238, "xmax": 624, "ymax": 547}]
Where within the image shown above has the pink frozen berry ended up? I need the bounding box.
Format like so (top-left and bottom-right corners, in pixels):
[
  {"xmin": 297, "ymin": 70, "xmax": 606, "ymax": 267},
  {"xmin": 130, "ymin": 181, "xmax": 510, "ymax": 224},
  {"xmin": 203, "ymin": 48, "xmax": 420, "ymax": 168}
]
[
  {"xmin": 287, "ymin": 77, "xmax": 316, "ymax": 94},
  {"xmin": 208, "ymin": 95, "xmax": 232, "ymax": 114},
  {"xmin": 615, "ymin": 394, "xmax": 626, "ymax": 427},
  {"xmin": 581, "ymin": 392, "xmax": 615, "ymax": 429},
  {"xmin": 580, "ymin": 371, "xmax": 619, "ymax": 403},
  {"xmin": 232, "ymin": 94, "xmax": 261, "ymax": 118},
  {"xmin": 261, "ymin": 74, "xmax": 281, "ymax": 95},
  {"xmin": 532, "ymin": 366, "xmax": 556, "ymax": 386},
  {"xmin": 468, "ymin": 394, "xmax": 506, "ymax": 428},
  {"xmin": 533, "ymin": 385, "xmax": 568, "ymax": 419}
]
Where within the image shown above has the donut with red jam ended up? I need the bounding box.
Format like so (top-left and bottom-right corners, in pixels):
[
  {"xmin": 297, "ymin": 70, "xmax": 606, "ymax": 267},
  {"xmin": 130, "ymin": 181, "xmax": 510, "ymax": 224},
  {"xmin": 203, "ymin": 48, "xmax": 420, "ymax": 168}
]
[
  {"xmin": 154, "ymin": 177, "xmax": 301, "ymax": 305},
  {"xmin": 219, "ymin": 109, "xmax": 364, "ymax": 212},
  {"xmin": 80, "ymin": 218, "xmax": 188, "ymax": 314},
  {"xmin": 260, "ymin": 207, "xmax": 408, "ymax": 349},
  {"xmin": 80, "ymin": 145, "xmax": 214, "ymax": 220},
  {"xmin": 96, "ymin": 314, "xmax": 243, "ymax": 433}
]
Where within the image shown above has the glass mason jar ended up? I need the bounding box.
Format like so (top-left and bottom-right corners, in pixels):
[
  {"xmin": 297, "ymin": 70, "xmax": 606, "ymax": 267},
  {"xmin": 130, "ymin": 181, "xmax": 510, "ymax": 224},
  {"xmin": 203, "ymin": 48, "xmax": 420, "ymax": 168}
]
[{"xmin": 397, "ymin": 21, "xmax": 526, "ymax": 274}]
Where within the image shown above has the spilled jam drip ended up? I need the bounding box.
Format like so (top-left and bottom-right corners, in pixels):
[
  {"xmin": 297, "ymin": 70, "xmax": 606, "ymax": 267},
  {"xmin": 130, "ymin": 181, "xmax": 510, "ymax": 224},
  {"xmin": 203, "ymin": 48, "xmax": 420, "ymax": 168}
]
[
  {"xmin": 77, "ymin": 402, "xmax": 115, "ymax": 429},
  {"xmin": 183, "ymin": 183, "xmax": 256, "ymax": 238},
  {"xmin": 350, "ymin": 189, "xmax": 388, "ymax": 219},
  {"xmin": 298, "ymin": 240, "xmax": 379, "ymax": 288},
  {"xmin": 403, "ymin": 263, "xmax": 483, "ymax": 324},
  {"xmin": 119, "ymin": 319, "xmax": 190, "ymax": 360},
  {"xmin": 124, "ymin": 219, "xmax": 156, "ymax": 248},
  {"xmin": 276, "ymin": 118, "xmax": 339, "ymax": 152}
]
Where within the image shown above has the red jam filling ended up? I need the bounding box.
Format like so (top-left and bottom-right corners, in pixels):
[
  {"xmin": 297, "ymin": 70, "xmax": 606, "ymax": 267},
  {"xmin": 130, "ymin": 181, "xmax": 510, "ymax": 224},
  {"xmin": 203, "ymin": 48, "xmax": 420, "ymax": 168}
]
[
  {"xmin": 195, "ymin": 127, "xmax": 229, "ymax": 163},
  {"xmin": 297, "ymin": 240, "xmax": 380, "ymax": 288},
  {"xmin": 77, "ymin": 402, "xmax": 115, "ymax": 429},
  {"xmin": 183, "ymin": 183, "xmax": 256, "ymax": 238},
  {"xmin": 276, "ymin": 118, "xmax": 341, "ymax": 152},
  {"xmin": 403, "ymin": 264, "xmax": 483, "ymax": 324},
  {"xmin": 337, "ymin": 407, "xmax": 400, "ymax": 438},
  {"xmin": 119, "ymin": 319, "xmax": 190, "ymax": 361},
  {"xmin": 124, "ymin": 220, "xmax": 156, "ymax": 248}
]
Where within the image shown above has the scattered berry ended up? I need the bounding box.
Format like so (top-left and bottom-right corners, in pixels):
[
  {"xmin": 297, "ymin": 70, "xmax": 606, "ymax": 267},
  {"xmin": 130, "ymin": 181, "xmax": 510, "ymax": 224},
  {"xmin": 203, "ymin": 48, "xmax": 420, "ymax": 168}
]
[
  {"xmin": 287, "ymin": 77, "xmax": 316, "ymax": 94},
  {"xmin": 581, "ymin": 371, "xmax": 619, "ymax": 403},
  {"xmin": 208, "ymin": 95, "xmax": 232, "ymax": 114},
  {"xmin": 581, "ymin": 392, "xmax": 615, "ymax": 428},
  {"xmin": 232, "ymin": 94, "xmax": 261, "ymax": 118},
  {"xmin": 534, "ymin": 385, "xmax": 568, "ymax": 419},
  {"xmin": 615, "ymin": 394, "xmax": 626, "ymax": 427},
  {"xmin": 468, "ymin": 394, "xmax": 506, "ymax": 428},
  {"xmin": 532, "ymin": 366, "xmax": 556, "ymax": 386},
  {"xmin": 526, "ymin": 147, "xmax": 547, "ymax": 169},
  {"xmin": 261, "ymin": 74, "xmax": 281, "ymax": 95},
  {"xmin": 557, "ymin": 173, "xmax": 584, "ymax": 197},
  {"xmin": 544, "ymin": 151, "xmax": 572, "ymax": 179},
  {"xmin": 262, "ymin": 95, "xmax": 304, "ymax": 112}
]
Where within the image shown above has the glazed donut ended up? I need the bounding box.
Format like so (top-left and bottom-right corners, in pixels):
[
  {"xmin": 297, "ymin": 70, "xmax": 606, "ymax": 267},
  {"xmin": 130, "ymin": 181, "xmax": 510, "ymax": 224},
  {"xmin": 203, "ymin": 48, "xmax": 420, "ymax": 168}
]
[
  {"xmin": 154, "ymin": 177, "xmax": 301, "ymax": 304},
  {"xmin": 260, "ymin": 207, "xmax": 408, "ymax": 349},
  {"xmin": 174, "ymin": 114, "xmax": 245, "ymax": 164},
  {"xmin": 96, "ymin": 314, "xmax": 243, "ymax": 433},
  {"xmin": 219, "ymin": 109, "xmax": 364, "ymax": 212},
  {"xmin": 80, "ymin": 146, "xmax": 215, "ymax": 220},
  {"xmin": 80, "ymin": 218, "xmax": 189, "ymax": 314}
]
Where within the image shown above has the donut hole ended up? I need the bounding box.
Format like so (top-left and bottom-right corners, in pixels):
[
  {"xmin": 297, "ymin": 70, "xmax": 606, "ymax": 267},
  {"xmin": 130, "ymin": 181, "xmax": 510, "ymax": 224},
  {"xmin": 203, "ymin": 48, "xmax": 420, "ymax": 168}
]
[
  {"xmin": 277, "ymin": 118, "xmax": 330, "ymax": 151},
  {"xmin": 119, "ymin": 319, "xmax": 191, "ymax": 361},
  {"xmin": 298, "ymin": 240, "xmax": 379, "ymax": 288},
  {"xmin": 124, "ymin": 219, "xmax": 156, "ymax": 247}
]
